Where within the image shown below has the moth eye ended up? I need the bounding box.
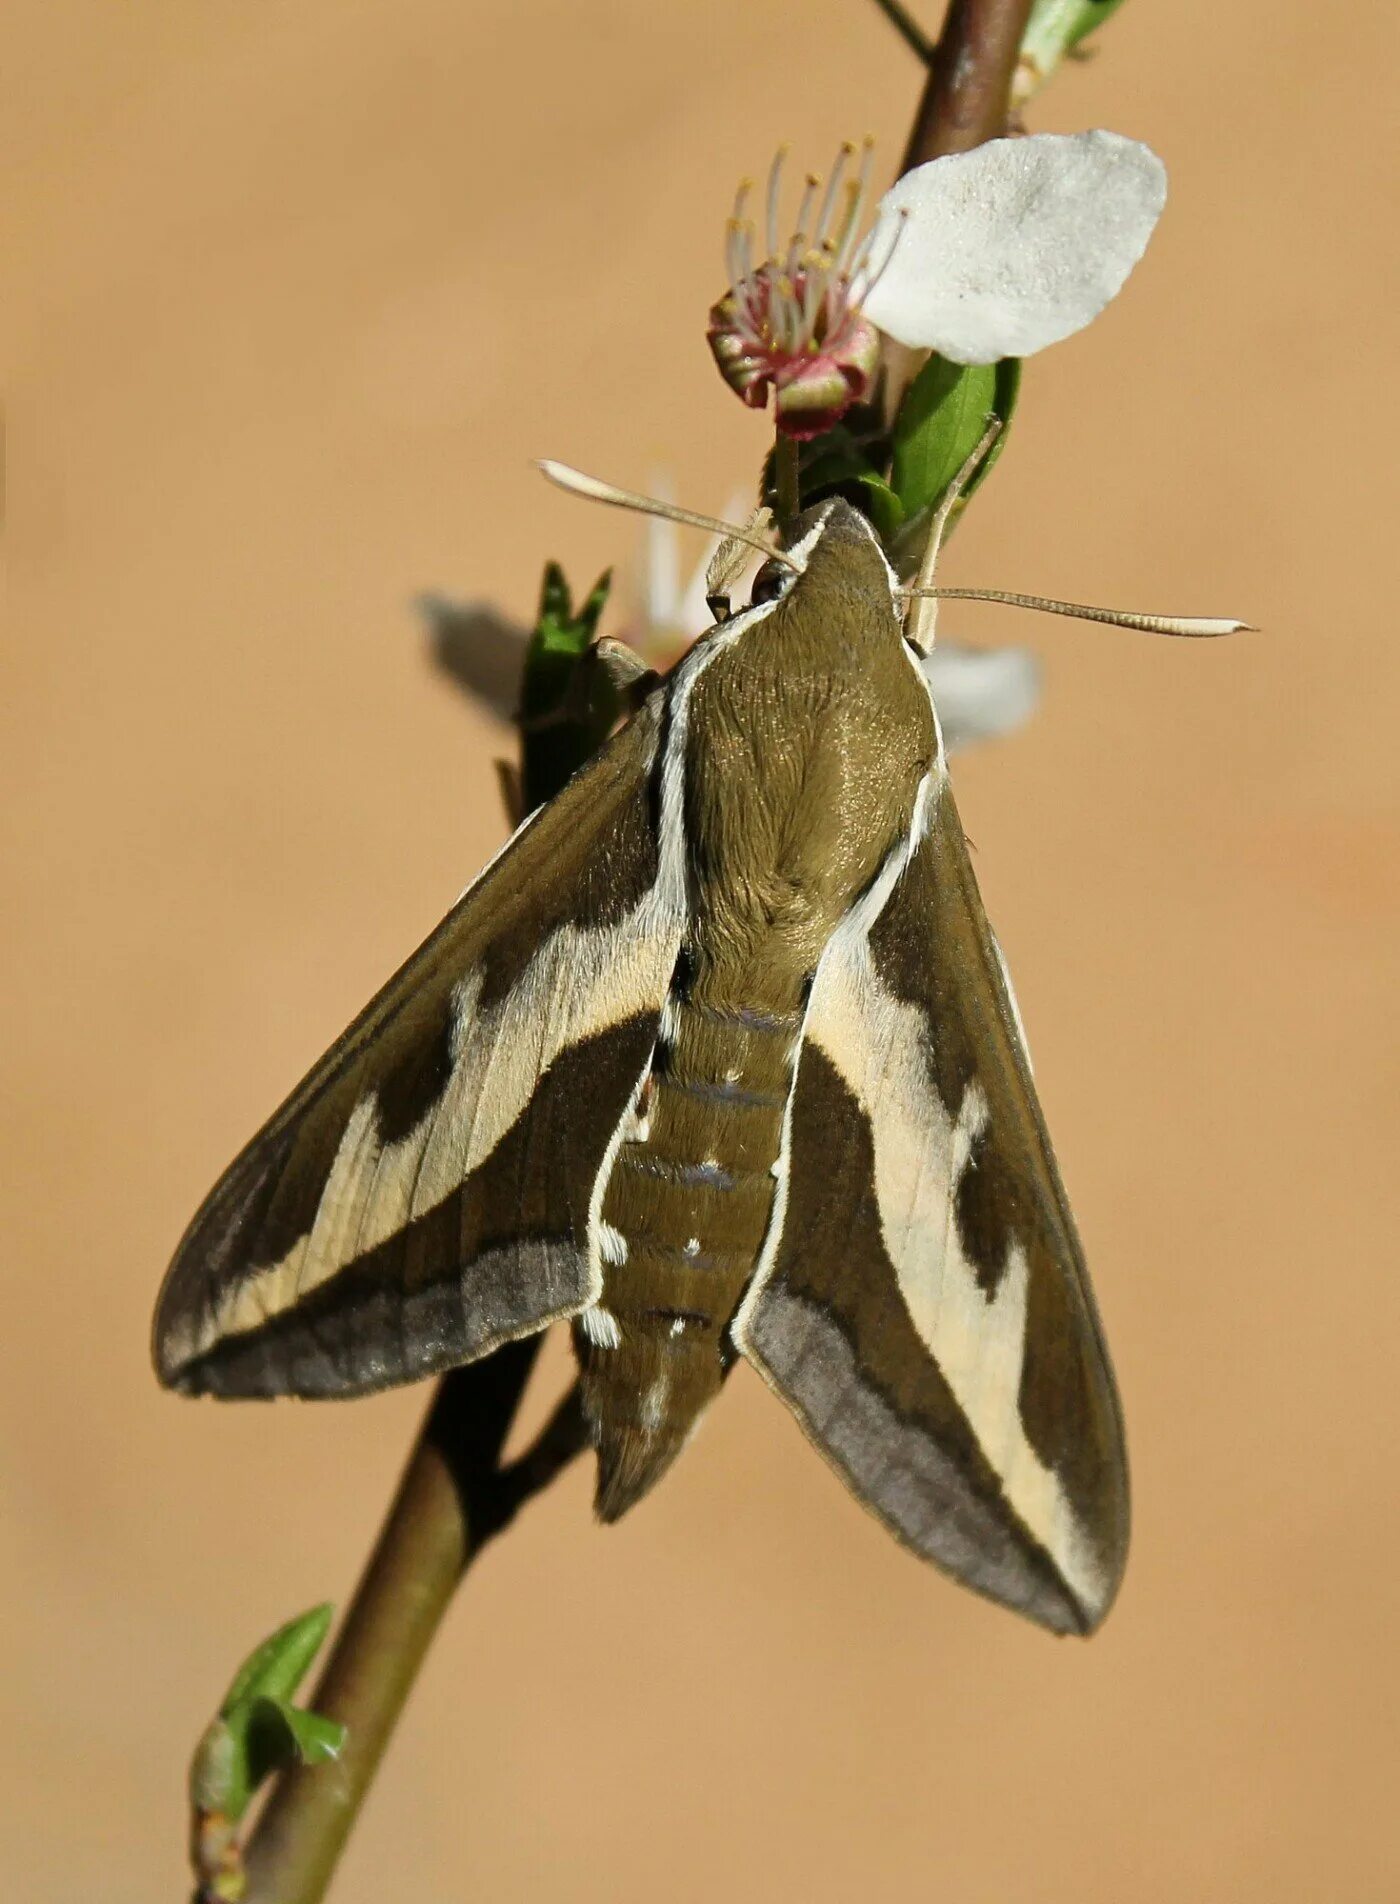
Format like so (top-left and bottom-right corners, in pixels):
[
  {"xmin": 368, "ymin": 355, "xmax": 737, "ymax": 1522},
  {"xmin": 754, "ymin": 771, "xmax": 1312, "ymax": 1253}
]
[{"xmin": 749, "ymin": 559, "xmax": 792, "ymax": 608}]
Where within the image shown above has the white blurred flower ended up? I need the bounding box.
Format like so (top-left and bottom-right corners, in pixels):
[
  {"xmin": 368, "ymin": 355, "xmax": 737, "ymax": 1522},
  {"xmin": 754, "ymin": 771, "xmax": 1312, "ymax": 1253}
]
[
  {"xmin": 920, "ymin": 640, "xmax": 1041, "ymax": 753},
  {"xmin": 626, "ymin": 480, "xmax": 750, "ymax": 672}
]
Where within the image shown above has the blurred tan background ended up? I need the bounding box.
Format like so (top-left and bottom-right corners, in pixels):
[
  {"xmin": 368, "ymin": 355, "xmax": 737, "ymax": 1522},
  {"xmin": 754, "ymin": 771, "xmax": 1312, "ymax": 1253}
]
[{"xmin": 4, "ymin": 2, "xmax": 1397, "ymax": 1899}]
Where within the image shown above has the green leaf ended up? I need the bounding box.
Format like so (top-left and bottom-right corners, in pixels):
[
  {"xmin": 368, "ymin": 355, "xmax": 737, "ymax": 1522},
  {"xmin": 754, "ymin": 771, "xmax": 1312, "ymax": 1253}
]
[
  {"xmin": 273, "ymin": 1703, "xmax": 346, "ymax": 1766},
  {"xmin": 797, "ymin": 424, "xmax": 882, "ymax": 498},
  {"xmin": 889, "ymin": 355, "xmax": 1020, "ymax": 528},
  {"xmin": 841, "ymin": 472, "xmax": 904, "ymax": 545},
  {"xmin": 245, "ymin": 1697, "xmax": 346, "ymax": 1792},
  {"xmin": 519, "ymin": 562, "xmax": 617, "ymax": 807},
  {"xmin": 1017, "ymin": 0, "xmax": 1132, "ymax": 102},
  {"xmin": 220, "ymin": 1603, "xmax": 334, "ymax": 1716},
  {"xmin": 518, "ymin": 562, "xmax": 608, "ymax": 728},
  {"xmin": 192, "ymin": 1604, "xmax": 341, "ymax": 1823},
  {"xmin": 760, "ymin": 424, "xmax": 906, "ymax": 547}
]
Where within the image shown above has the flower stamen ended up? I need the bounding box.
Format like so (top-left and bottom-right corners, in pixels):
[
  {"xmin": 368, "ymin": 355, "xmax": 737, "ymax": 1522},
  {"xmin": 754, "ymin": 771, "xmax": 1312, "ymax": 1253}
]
[
  {"xmin": 783, "ymin": 176, "xmax": 819, "ymax": 277},
  {"xmin": 764, "ymin": 146, "xmax": 788, "ymax": 261},
  {"xmin": 852, "ymin": 205, "xmax": 909, "ymax": 308},
  {"xmin": 833, "ymin": 138, "xmax": 875, "ymax": 273},
  {"xmin": 798, "ymin": 253, "xmax": 827, "ymax": 349},
  {"xmin": 812, "ymin": 140, "xmax": 857, "ymax": 254},
  {"xmin": 724, "ymin": 217, "xmax": 746, "ymax": 300},
  {"xmin": 706, "ymin": 139, "xmax": 884, "ymax": 441}
]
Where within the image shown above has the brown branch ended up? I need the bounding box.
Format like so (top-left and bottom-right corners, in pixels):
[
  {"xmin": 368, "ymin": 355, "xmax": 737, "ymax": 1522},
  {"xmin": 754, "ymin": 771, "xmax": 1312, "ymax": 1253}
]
[
  {"xmin": 900, "ymin": 0, "xmax": 1035, "ymax": 172},
  {"xmin": 879, "ymin": 0, "xmax": 1034, "ymax": 443},
  {"xmin": 240, "ymin": 1346, "xmax": 587, "ymax": 1904}
]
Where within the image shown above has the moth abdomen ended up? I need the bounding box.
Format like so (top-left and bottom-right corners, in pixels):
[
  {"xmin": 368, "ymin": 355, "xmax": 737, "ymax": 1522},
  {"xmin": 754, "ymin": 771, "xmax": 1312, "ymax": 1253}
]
[
  {"xmin": 583, "ymin": 1324, "xmax": 719, "ymax": 1522},
  {"xmin": 577, "ymin": 984, "xmax": 800, "ymax": 1518}
]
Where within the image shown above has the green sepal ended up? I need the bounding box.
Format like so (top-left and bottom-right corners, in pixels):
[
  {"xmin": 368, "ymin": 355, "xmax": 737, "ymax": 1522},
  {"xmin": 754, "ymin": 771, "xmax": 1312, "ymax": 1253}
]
[
  {"xmin": 762, "ymin": 423, "xmax": 906, "ymax": 546},
  {"xmin": 1017, "ymin": 0, "xmax": 1132, "ymax": 101},
  {"xmin": 889, "ymin": 355, "xmax": 1021, "ymax": 529},
  {"xmin": 189, "ymin": 1604, "xmax": 344, "ymax": 1824},
  {"xmin": 837, "ymin": 471, "xmax": 904, "ymax": 545},
  {"xmin": 796, "ymin": 423, "xmax": 887, "ymax": 500},
  {"xmin": 519, "ymin": 562, "xmax": 617, "ymax": 807}
]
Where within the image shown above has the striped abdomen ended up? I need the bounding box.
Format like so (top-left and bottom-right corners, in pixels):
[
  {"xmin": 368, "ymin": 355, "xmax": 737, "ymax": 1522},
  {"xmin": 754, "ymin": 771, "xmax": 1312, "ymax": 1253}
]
[
  {"xmin": 575, "ymin": 520, "xmax": 936, "ymax": 1517},
  {"xmin": 576, "ymin": 968, "xmax": 801, "ymax": 1518}
]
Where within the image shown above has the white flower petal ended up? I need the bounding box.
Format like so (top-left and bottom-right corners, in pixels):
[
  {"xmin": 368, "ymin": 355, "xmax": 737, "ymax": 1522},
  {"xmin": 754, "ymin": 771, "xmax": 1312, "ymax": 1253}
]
[
  {"xmin": 676, "ymin": 492, "xmax": 750, "ymax": 632},
  {"xmin": 923, "ymin": 642, "xmax": 1042, "ymax": 751},
  {"xmin": 643, "ymin": 490, "xmax": 682, "ymax": 627},
  {"xmin": 862, "ymin": 131, "xmax": 1166, "ymax": 363}
]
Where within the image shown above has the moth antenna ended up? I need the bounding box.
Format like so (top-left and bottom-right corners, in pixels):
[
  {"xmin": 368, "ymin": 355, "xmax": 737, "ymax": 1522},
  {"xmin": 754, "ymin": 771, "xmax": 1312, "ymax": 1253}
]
[
  {"xmin": 537, "ymin": 461, "xmax": 797, "ymax": 570},
  {"xmin": 905, "ymin": 418, "xmax": 1003, "ymax": 656},
  {"xmin": 902, "ymin": 586, "xmax": 1254, "ymax": 639}
]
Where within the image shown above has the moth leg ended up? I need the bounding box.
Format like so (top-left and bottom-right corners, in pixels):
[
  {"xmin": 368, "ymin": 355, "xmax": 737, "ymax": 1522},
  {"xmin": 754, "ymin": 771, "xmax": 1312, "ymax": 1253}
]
[
  {"xmin": 591, "ymin": 637, "xmax": 661, "ymax": 709},
  {"xmin": 516, "ymin": 638, "xmax": 658, "ymax": 744},
  {"xmin": 493, "ymin": 757, "xmax": 525, "ymax": 826}
]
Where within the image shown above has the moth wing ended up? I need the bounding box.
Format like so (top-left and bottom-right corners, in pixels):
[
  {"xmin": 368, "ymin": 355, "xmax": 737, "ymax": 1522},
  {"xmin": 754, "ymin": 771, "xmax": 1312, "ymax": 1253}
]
[
  {"xmin": 155, "ymin": 702, "xmax": 683, "ymax": 1399},
  {"xmin": 734, "ymin": 776, "xmax": 1129, "ymax": 1634}
]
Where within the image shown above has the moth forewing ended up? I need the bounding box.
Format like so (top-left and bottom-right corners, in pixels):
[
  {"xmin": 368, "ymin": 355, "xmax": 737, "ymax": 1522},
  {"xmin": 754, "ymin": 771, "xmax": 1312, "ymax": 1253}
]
[{"xmin": 153, "ymin": 701, "xmax": 685, "ymax": 1399}]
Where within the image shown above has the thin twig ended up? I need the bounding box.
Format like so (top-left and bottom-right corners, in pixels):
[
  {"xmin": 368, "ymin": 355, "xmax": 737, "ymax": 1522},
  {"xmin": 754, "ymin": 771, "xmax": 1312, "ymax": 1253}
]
[
  {"xmin": 241, "ymin": 1347, "xmax": 587, "ymax": 1904},
  {"xmin": 870, "ymin": 0, "xmax": 936, "ymax": 64},
  {"xmin": 773, "ymin": 434, "xmax": 801, "ymax": 527}
]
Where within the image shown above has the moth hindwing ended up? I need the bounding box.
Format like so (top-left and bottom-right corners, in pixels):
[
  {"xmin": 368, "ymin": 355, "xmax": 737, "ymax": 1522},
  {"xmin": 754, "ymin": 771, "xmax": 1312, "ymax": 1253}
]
[{"xmin": 156, "ymin": 498, "xmax": 1127, "ymax": 1635}]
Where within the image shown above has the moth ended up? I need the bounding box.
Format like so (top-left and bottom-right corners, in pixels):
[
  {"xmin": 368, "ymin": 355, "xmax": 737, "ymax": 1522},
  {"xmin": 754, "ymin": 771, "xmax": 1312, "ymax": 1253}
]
[{"xmin": 154, "ymin": 459, "xmax": 1241, "ymax": 1636}]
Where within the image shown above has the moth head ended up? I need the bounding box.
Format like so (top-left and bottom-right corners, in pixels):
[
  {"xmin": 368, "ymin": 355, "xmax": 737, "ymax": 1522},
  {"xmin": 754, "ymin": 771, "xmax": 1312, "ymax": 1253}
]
[
  {"xmin": 755, "ymin": 496, "xmax": 899, "ymax": 620},
  {"xmin": 536, "ymin": 462, "xmax": 899, "ymax": 623}
]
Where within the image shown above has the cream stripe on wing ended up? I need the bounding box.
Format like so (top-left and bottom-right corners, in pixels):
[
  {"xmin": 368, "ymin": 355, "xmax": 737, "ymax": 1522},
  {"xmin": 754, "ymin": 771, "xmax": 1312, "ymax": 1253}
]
[
  {"xmin": 192, "ymin": 899, "xmax": 683, "ymax": 1358},
  {"xmin": 397, "ymin": 916, "xmax": 683, "ymax": 1236},
  {"xmin": 292, "ymin": 1093, "xmax": 383, "ymax": 1305},
  {"xmin": 812, "ymin": 948, "xmax": 1098, "ymax": 1607}
]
